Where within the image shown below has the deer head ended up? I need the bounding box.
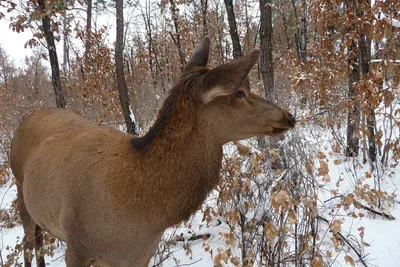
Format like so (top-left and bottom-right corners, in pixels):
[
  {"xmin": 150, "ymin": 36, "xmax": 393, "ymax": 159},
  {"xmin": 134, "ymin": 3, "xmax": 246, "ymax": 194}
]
[{"xmin": 179, "ymin": 36, "xmax": 296, "ymax": 144}]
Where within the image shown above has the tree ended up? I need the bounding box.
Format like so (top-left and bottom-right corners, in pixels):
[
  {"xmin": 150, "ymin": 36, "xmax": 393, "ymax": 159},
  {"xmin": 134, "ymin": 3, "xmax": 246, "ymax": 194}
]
[
  {"xmin": 115, "ymin": 0, "xmax": 137, "ymax": 135},
  {"xmin": 200, "ymin": 0, "xmax": 208, "ymax": 35},
  {"xmin": 259, "ymin": 0, "xmax": 274, "ymax": 100},
  {"xmin": 38, "ymin": 0, "xmax": 66, "ymax": 108},
  {"xmin": 224, "ymin": 0, "xmax": 250, "ymax": 89},
  {"xmin": 224, "ymin": 0, "xmax": 243, "ymax": 59},
  {"xmin": 346, "ymin": 40, "xmax": 360, "ymax": 157},
  {"xmin": 169, "ymin": 0, "xmax": 186, "ymax": 69},
  {"xmin": 357, "ymin": 1, "xmax": 376, "ymax": 163},
  {"xmin": 346, "ymin": 0, "xmax": 361, "ymax": 157},
  {"xmin": 86, "ymin": 0, "xmax": 93, "ymax": 55}
]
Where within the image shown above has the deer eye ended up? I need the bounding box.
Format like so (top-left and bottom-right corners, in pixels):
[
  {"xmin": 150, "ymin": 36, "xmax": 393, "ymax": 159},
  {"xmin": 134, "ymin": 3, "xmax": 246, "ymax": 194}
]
[{"xmin": 235, "ymin": 90, "xmax": 246, "ymax": 99}]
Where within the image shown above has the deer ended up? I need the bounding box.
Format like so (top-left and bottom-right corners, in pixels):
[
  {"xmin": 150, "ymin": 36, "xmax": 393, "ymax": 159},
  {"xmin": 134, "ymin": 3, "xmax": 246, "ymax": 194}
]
[{"xmin": 10, "ymin": 36, "xmax": 296, "ymax": 267}]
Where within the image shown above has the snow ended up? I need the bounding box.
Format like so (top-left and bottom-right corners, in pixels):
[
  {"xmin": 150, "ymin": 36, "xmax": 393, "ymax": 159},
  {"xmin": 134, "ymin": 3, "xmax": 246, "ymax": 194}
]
[
  {"xmin": 388, "ymin": 18, "xmax": 400, "ymax": 28},
  {"xmin": 1, "ymin": 105, "xmax": 399, "ymax": 266},
  {"xmin": 371, "ymin": 59, "xmax": 400, "ymax": 65}
]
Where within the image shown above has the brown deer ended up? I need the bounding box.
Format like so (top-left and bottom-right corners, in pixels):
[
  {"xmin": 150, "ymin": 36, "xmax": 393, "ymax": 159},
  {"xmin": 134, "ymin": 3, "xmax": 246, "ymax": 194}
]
[{"xmin": 10, "ymin": 36, "xmax": 295, "ymax": 267}]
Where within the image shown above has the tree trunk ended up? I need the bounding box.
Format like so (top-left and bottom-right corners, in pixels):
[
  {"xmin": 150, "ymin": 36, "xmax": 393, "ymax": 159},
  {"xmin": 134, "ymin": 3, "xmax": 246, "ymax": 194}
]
[
  {"xmin": 200, "ymin": 0, "xmax": 208, "ymax": 35},
  {"xmin": 224, "ymin": 0, "xmax": 242, "ymax": 59},
  {"xmin": 300, "ymin": 0, "xmax": 307, "ymax": 63},
  {"xmin": 116, "ymin": 0, "xmax": 137, "ymax": 135},
  {"xmin": 360, "ymin": 33, "xmax": 376, "ymax": 162},
  {"xmin": 141, "ymin": 0, "xmax": 156, "ymax": 85},
  {"xmin": 215, "ymin": 2, "xmax": 225, "ymax": 63},
  {"xmin": 38, "ymin": 0, "xmax": 66, "ymax": 108},
  {"xmin": 85, "ymin": 0, "xmax": 92, "ymax": 54},
  {"xmin": 346, "ymin": 39, "xmax": 360, "ymax": 157},
  {"xmin": 259, "ymin": 0, "xmax": 274, "ymax": 101},
  {"xmin": 62, "ymin": 0, "xmax": 69, "ymax": 73},
  {"xmin": 169, "ymin": 0, "xmax": 186, "ymax": 69},
  {"xmin": 259, "ymin": 0, "xmax": 284, "ymax": 168},
  {"xmin": 224, "ymin": 0, "xmax": 250, "ymax": 89},
  {"xmin": 357, "ymin": 0, "xmax": 375, "ymax": 162}
]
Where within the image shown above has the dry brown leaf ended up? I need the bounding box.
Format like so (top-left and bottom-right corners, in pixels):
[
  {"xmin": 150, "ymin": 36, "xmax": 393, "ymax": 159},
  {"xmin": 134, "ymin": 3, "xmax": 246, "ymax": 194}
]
[{"xmin": 344, "ymin": 255, "xmax": 355, "ymax": 266}]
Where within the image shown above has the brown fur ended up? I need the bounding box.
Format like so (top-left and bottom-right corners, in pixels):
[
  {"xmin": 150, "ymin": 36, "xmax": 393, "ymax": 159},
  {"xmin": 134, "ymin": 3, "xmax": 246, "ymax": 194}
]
[{"xmin": 10, "ymin": 36, "xmax": 295, "ymax": 267}]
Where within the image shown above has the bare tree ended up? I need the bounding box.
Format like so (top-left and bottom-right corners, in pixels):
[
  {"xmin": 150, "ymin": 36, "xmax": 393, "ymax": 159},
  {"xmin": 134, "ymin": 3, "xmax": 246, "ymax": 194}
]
[
  {"xmin": 62, "ymin": 0, "xmax": 69, "ymax": 73},
  {"xmin": 38, "ymin": 0, "xmax": 66, "ymax": 108},
  {"xmin": 169, "ymin": 0, "xmax": 186, "ymax": 69},
  {"xmin": 224, "ymin": 0, "xmax": 250, "ymax": 89},
  {"xmin": 116, "ymin": 0, "xmax": 137, "ymax": 135},
  {"xmin": 346, "ymin": 38, "xmax": 360, "ymax": 157},
  {"xmin": 358, "ymin": 1, "xmax": 376, "ymax": 162},
  {"xmin": 224, "ymin": 0, "xmax": 243, "ymax": 59},
  {"xmin": 259, "ymin": 0, "xmax": 274, "ymax": 100},
  {"xmin": 215, "ymin": 2, "xmax": 225, "ymax": 63},
  {"xmin": 346, "ymin": 0, "xmax": 361, "ymax": 157},
  {"xmin": 200, "ymin": 0, "xmax": 208, "ymax": 35},
  {"xmin": 85, "ymin": 0, "xmax": 93, "ymax": 55},
  {"xmin": 300, "ymin": 0, "xmax": 307, "ymax": 63}
]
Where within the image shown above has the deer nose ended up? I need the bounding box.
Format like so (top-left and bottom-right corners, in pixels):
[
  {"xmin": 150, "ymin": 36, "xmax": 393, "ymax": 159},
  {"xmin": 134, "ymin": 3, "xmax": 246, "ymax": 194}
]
[{"xmin": 289, "ymin": 113, "xmax": 296, "ymax": 123}]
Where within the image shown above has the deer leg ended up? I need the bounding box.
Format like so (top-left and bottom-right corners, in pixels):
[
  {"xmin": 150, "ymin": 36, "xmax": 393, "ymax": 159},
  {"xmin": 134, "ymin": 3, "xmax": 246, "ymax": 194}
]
[
  {"xmin": 16, "ymin": 185, "xmax": 36, "ymax": 267},
  {"xmin": 22, "ymin": 226, "xmax": 35, "ymax": 267},
  {"xmin": 65, "ymin": 239, "xmax": 91, "ymax": 267},
  {"xmin": 35, "ymin": 225, "xmax": 46, "ymax": 267},
  {"xmin": 142, "ymin": 258, "xmax": 151, "ymax": 267}
]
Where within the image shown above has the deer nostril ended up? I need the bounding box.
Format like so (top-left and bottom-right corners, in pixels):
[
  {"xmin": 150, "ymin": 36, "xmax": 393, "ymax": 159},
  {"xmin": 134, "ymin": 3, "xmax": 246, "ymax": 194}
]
[{"xmin": 289, "ymin": 113, "xmax": 296, "ymax": 123}]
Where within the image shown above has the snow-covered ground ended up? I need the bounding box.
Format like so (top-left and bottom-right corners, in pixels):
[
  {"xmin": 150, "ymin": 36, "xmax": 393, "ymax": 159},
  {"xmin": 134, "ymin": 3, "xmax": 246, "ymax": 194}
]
[{"xmin": 1, "ymin": 122, "xmax": 399, "ymax": 266}]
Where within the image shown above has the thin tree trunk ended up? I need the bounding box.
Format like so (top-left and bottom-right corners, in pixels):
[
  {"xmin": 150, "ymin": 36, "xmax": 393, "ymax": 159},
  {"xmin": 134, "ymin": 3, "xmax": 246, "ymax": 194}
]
[
  {"xmin": 300, "ymin": 0, "xmax": 307, "ymax": 63},
  {"xmin": 244, "ymin": 0, "xmax": 251, "ymax": 50},
  {"xmin": 224, "ymin": 0, "xmax": 243, "ymax": 59},
  {"xmin": 259, "ymin": 0, "xmax": 274, "ymax": 101},
  {"xmin": 62, "ymin": 0, "xmax": 69, "ymax": 73},
  {"xmin": 169, "ymin": 0, "xmax": 186, "ymax": 69},
  {"xmin": 359, "ymin": 11, "xmax": 376, "ymax": 162},
  {"xmin": 224, "ymin": 0, "xmax": 250, "ymax": 89},
  {"xmin": 215, "ymin": 2, "xmax": 225, "ymax": 64},
  {"xmin": 360, "ymin": 33, "xmax": 376, "ymax": 162},
  {"xmin": 200, "ymin": 0, "xmax": 208, "ymax": 35},
  {"xmin": 291, "ymin": 0, "xmax": 300, "ymax": 60},
  {"xmin": 85, "ymin": 0, "xmax": 92, "ymax": 55},
  {"xmin": 346, "ymin": 39, "xmax": 360, "ymax": 157},
  {"xmin": 141, "ymin": 0, "xmax": 156, "ymax": 85},
  {"xmin": 116, "ymin": 0, "xmax": 137, "ymax": 135},
  {"xmin": 259, "ymin": 0, "xmax": 284, "ymax": 165},
  {"xmin": 38, "ymin": 0, "xmax": 66, "ymax": 108}
]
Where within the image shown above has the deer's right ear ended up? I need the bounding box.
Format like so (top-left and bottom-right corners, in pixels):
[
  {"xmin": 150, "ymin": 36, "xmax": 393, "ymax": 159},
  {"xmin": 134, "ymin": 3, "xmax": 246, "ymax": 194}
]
[
  {"xmin": 182, "ymin": 36, "xmax": 211, "ymax": 75},
  {"xmin": 200, "ymin": 49, "xmax": 260, "ymax": 104}
]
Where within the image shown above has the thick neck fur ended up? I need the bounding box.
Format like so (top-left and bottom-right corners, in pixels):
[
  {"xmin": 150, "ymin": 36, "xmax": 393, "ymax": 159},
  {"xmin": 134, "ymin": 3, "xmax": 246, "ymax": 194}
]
[{"xmin": 125, "ymin": 72, "xmax": 222, "ymax": 229}]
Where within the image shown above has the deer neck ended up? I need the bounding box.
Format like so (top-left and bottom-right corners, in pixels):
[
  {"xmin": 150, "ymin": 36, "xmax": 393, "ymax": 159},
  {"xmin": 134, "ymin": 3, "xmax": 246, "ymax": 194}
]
[{"xmin": 128, "ymin": 104, "xmax": 223, "ymax": 228}]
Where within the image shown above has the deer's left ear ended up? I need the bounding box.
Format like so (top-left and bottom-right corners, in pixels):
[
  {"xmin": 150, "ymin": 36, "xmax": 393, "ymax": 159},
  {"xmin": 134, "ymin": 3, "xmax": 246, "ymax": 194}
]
[
  {"xmin": 182, "ymin": 36, "xmax": 211, "ymax": 75},
  {"xmin": 201, "ymin": 49, "xmax": 260, "ymax": 103}
]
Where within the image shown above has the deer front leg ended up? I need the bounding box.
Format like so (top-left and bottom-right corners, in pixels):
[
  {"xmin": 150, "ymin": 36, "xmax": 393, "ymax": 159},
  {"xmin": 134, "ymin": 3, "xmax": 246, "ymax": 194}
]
[{"xmin": 65, "ymin": 238, "xmax": 91, "ymax": 267}]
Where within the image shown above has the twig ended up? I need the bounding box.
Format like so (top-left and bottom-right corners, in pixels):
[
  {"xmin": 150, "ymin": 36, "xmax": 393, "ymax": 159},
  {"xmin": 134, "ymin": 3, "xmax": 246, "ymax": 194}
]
[
  {"xmin": 172, "ymin": 258, "xmax": 203, "ymax": 266},
  {"xmin": 175, "ymin": 234, "xmax": 210, "ymax": 242},
  {"xmin": 324, "ymin": 194, "xmax": 395, "ymax": 220},
  {"xmin": 323, "ymin": 195, "xmax": 342, "ymax": 203},
  {"xmin": 304, "ymin": 110, "xmax": 328, "ymax": 122},
  {"xmin": 317, "ymin": 216, "xmax": 368, "ymax": 267},
  {"xmin": 354, "ymin": 201, "xmax": 395, "ymax": 220}
]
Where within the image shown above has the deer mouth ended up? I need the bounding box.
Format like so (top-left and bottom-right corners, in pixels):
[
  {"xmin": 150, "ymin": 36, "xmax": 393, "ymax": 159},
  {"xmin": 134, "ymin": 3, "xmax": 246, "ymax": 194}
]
[{"xmin": 271, "ymin": 127, "xmax": 290, "ymax": 135}]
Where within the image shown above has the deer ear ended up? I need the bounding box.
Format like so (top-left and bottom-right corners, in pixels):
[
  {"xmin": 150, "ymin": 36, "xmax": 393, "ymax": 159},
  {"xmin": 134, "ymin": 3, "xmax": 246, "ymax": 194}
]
[
  {"xmin": 182, "ymin": 36, "xmax": 211, "ymax": 75},
  {"xmin": 201, "ymin": 49, "xmax": 261, "ymax": 103}
]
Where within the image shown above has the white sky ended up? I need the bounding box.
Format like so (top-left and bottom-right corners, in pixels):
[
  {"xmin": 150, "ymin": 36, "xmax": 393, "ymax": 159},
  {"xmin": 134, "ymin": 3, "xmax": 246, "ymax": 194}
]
[
  {"xmin": 1, "ymin": 1, "xmax": 398, "ymax": 68},
  {"xmin": 0, "ymin": 13, "xmax": 34, "ymax": 65},
  {"xmin": 0, "ymin": 5, "xmax": 119, "ymax": 68}
]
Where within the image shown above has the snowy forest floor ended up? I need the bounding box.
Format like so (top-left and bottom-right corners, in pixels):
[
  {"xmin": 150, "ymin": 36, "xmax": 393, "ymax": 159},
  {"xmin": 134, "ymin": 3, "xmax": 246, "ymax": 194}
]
[{"xmin": 1, "ymin": 122, "xmax": 399, "ymax": 267}]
